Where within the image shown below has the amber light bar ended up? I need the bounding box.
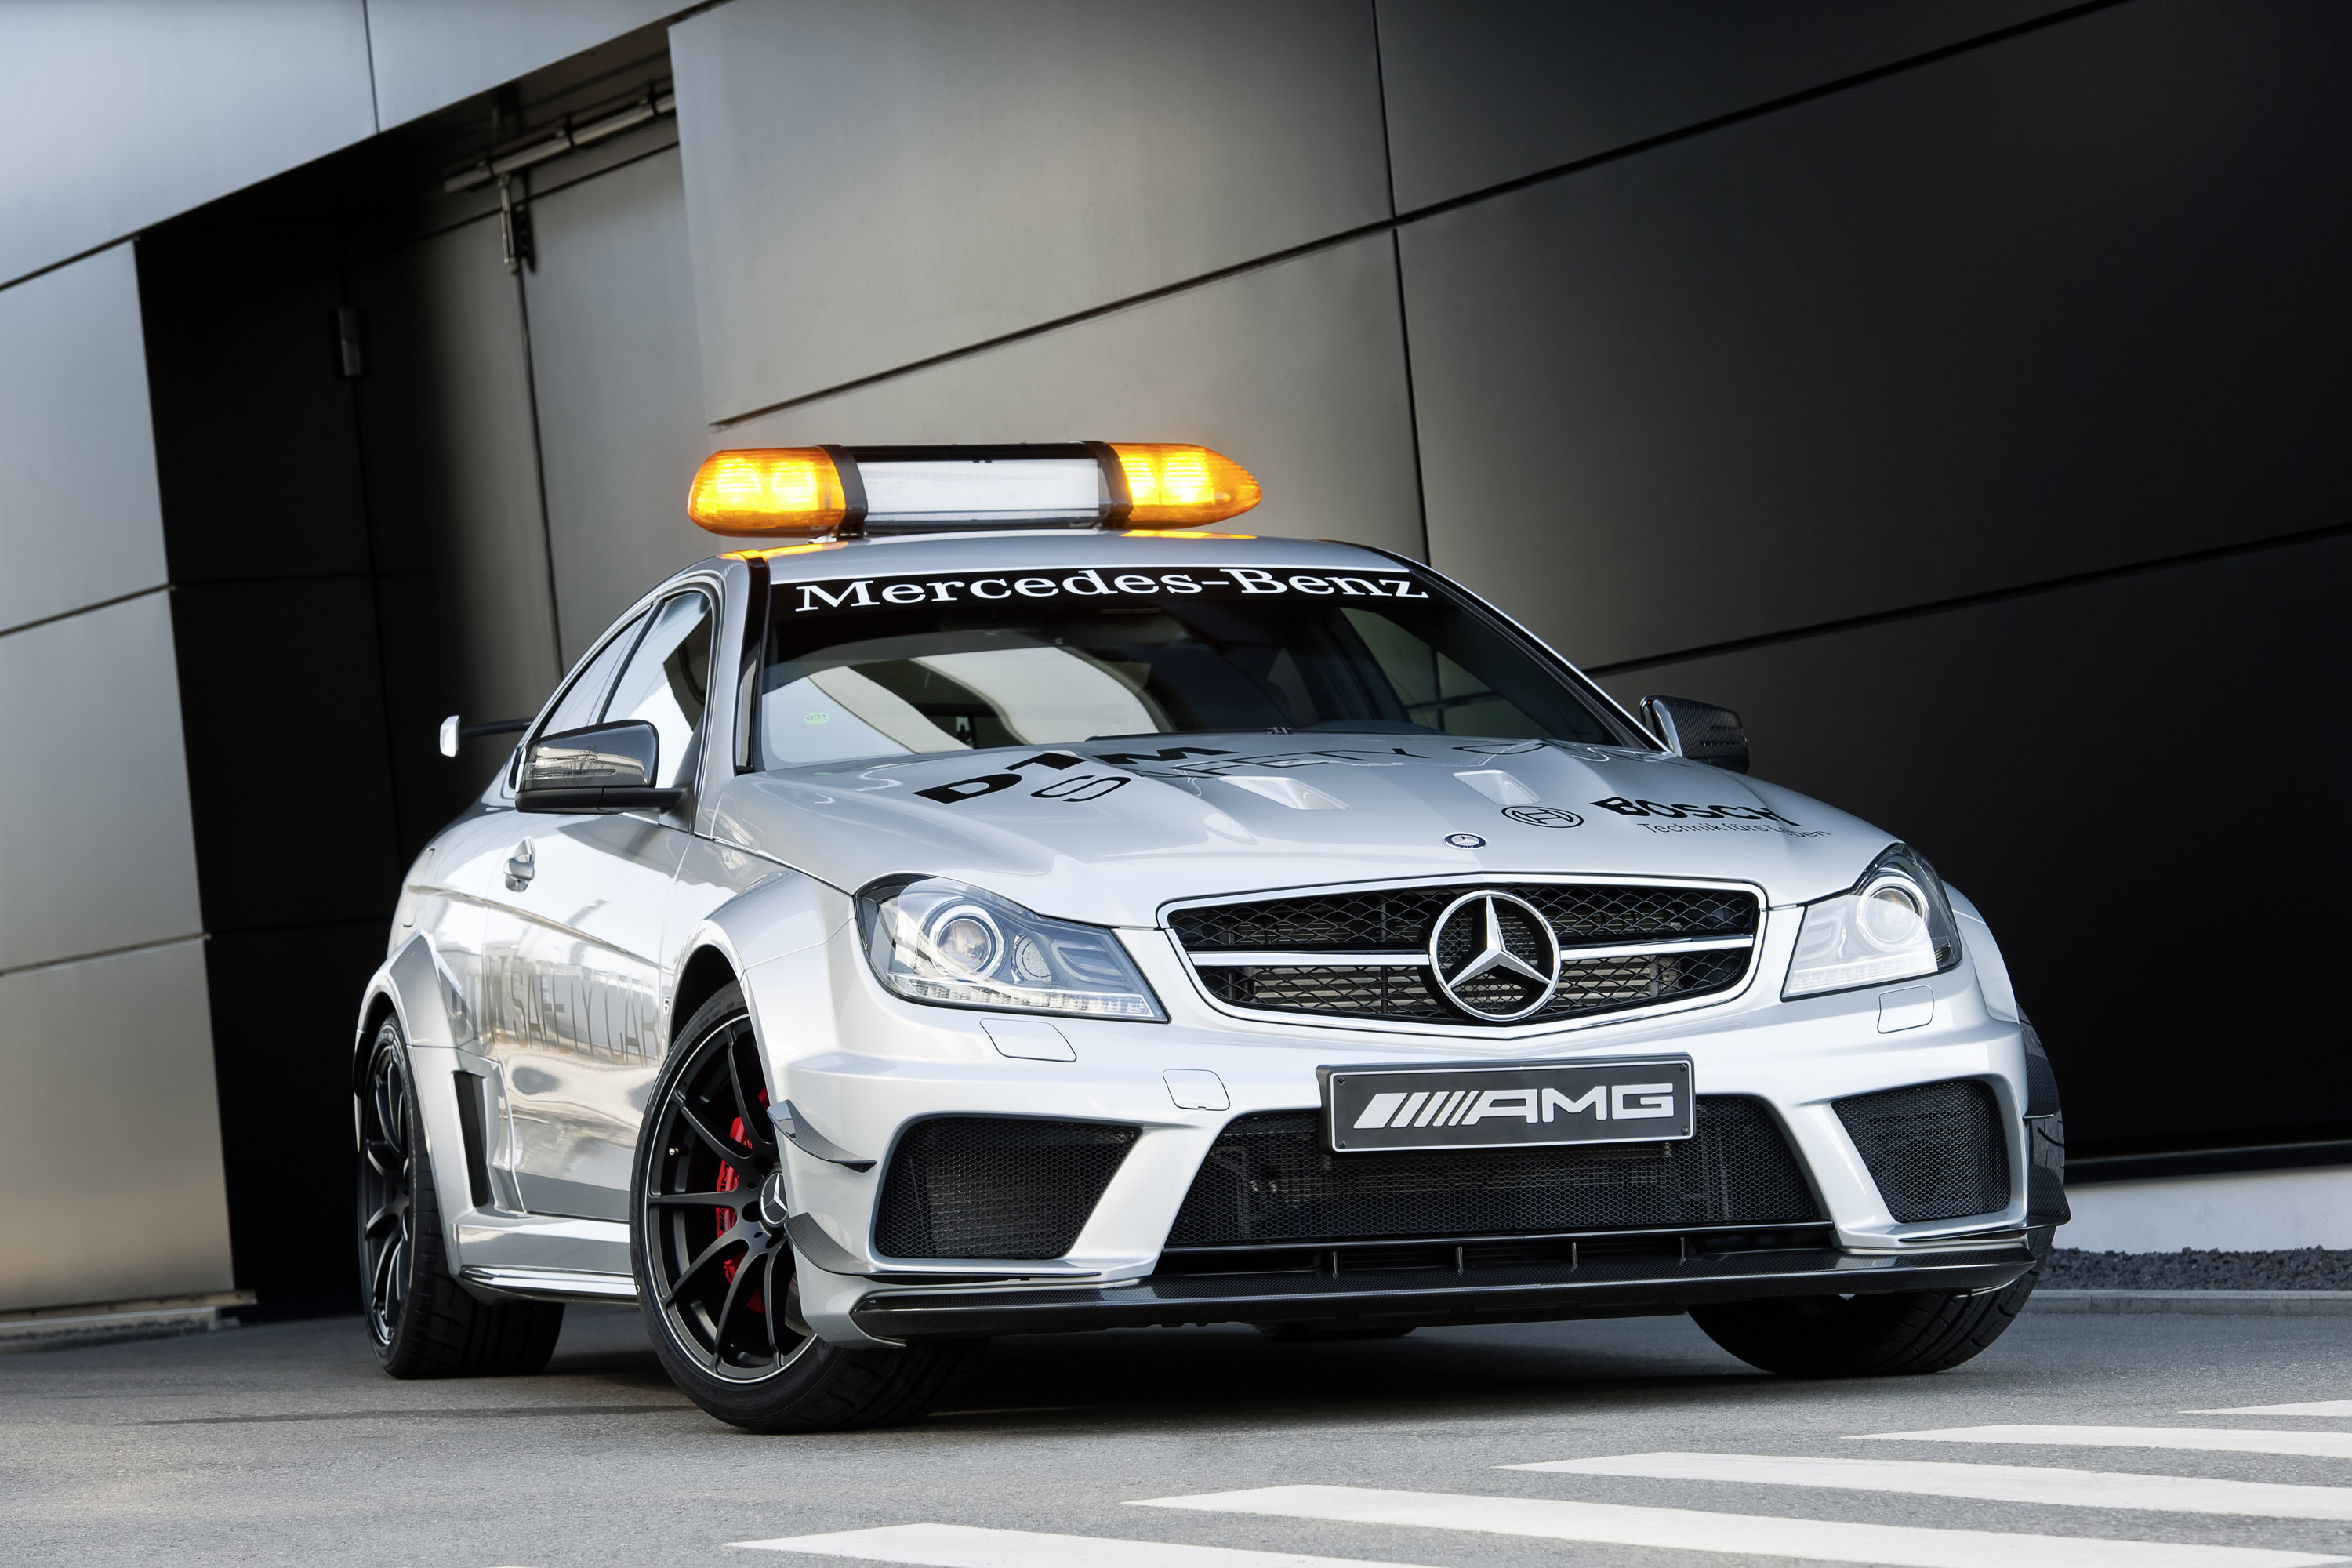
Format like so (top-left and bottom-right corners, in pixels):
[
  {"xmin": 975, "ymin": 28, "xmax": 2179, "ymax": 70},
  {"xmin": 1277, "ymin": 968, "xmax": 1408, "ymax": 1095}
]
[
  {"xmin": 687, "ymin": 448, "xmax": 851, "ymax": 538},
  {"xmin": 686, "ymin": 442, "xmax": 1261, "ymax": 539},
  {"xmin": 1107, "ymin": 443, "xmax": 1262, "ymax": 528}
]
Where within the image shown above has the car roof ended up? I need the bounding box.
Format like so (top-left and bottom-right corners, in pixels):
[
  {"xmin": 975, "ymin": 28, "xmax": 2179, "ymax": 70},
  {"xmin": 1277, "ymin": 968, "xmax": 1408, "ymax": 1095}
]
[{"xmin": 705, "ymin": 528, "xmax": 1413, "ymax": 586}]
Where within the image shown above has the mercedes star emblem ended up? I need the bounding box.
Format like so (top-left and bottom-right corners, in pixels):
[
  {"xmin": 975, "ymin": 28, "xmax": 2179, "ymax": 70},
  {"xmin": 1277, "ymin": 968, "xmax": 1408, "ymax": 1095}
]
[{"xmin": 1426, "ymin": 890, "xmax": 1563, "ymax": 1022}]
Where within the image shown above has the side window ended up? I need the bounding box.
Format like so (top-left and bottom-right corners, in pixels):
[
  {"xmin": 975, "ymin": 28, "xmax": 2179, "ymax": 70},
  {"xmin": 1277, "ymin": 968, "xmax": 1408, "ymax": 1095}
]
[
  {"xmin": 602, "ymin": 591, "xmax": 715, "ymax": 789},
  {"xmin": 543, "ymin": 613, "xmax": 645, "ymax": 738}
]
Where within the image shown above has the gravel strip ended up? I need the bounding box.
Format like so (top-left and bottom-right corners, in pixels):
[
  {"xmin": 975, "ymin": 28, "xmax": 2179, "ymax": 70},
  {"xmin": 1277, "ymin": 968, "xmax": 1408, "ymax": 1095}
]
[{"xmin": 2043, "ymin": 1247, "xmax": 2352, "ymax": 1290}]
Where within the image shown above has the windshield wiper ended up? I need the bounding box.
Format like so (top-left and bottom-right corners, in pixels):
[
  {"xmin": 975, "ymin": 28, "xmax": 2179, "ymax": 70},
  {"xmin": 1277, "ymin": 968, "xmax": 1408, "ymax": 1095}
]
[{"xmin": 1083, "ymin": 728, "xmax": 1292, "ymax": 742}]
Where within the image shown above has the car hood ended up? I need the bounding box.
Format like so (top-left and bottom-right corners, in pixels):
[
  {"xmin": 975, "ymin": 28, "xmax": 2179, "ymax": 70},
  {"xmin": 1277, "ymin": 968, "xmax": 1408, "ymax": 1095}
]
[{"xmin": 706, "ymin": 735, "xmax": 1892, "ymax": 927}]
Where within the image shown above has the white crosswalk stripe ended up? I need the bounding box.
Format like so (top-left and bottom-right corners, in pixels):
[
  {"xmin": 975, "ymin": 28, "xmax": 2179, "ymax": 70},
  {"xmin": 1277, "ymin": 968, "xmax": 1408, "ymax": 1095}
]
[
  {"xmin": 1131, "ymin": 1485, "xmax": 2349, "ymax": 1567},
  {"xmin": 1855, "ymin": 1425, "xmax": 2352, "ymax": 1459},
  {"xmin": 1503, "ymin": 1450, "xmax": 2352, "ymax": 1520},
  {"xmin": 728, "ymin": 1522, "xmax": 1442, "ymax": 1566},
  {"xmin": 2190, "ymin": 1403, "xmax": 2352, "ymax": 1417}
]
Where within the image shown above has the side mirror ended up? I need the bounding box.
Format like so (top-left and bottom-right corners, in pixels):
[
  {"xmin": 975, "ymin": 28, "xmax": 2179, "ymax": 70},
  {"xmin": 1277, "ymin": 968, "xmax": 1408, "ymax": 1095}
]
[
  {"xmin": 1642, "ymin": 695, "xmax": 1749, "ymax": 773},
  {"xmin": 516, "ymin": 720, "xmax": 684, "ymax": 812}
]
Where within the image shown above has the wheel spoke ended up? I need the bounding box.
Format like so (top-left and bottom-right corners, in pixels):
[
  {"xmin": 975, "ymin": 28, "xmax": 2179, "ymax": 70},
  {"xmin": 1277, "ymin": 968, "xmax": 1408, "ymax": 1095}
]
[
  {"xmin": 362, "ymin": 1136, "xmax": 402, "ymax": 1179},
  {"xmin": 710, "ymin": 1243, "xmax": 758, "ymax": 1365},
  {"xmin": 672, "ymin": 1097, "xmax": 760, "ymax": 1176},
  {"xmin": 761, "ymin": 1247, "xmax": 783, "ymax": 1363},
  {"xmin": 646, "ymin": 1189, "xmax": 742, "ymax": 1209},
  {"xmin": 371, "ymin": 1228, "xmax": 401, "ymax": 1310},
  {"xmin": 363, "ymin": 1196, "xmax": 406, "ymax": 1239},
  {"xmin": 660, "ymin": 1225, "xmax": 743, "ymax": 1308},
  {"xmin": 375, "ymin": 1074, "xmax": 407, "ymax": 1158}
]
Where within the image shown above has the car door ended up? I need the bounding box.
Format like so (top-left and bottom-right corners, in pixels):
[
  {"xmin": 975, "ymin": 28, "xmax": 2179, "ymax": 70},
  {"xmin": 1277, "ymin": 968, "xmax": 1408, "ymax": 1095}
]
[{"xmin": 481, "ymin": 590, "xmax": 716, "ymax": 1219}]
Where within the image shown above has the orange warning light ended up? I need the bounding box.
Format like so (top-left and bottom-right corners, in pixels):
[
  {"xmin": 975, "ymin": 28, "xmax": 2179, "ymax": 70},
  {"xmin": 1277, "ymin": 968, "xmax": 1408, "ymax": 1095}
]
[
  {"xmin": 1108, "ymin": 444, "xmax": 1261, "ymax": 527},
  {"xmin": 688, "ymin": 448, "xmax": 849, "ymax": 537}
]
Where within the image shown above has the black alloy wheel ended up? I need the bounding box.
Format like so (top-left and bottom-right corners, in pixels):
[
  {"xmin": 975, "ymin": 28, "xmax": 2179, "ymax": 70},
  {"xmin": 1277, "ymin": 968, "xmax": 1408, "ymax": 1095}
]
[
  {"xmin": 640, "ymin": 1004, "xmax": 815, "ymax": 1381},
  {"xmin": 358, "ymin": 1019, "xmax": 564, "ymax": 1377},
  {"xmin": 633, "ymin": 982, "xmax": 984, "ymax": 1432},
  {"xmin": 358, "ymin": 1034, "xmax": 417, "ymax": 1347}
]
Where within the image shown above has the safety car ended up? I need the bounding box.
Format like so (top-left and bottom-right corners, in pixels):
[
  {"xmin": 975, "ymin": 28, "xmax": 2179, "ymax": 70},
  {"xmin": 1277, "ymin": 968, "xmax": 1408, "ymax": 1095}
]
[{"xmin": 354, "ymin": 441, "xmax": 2066, "ymax": 1431}]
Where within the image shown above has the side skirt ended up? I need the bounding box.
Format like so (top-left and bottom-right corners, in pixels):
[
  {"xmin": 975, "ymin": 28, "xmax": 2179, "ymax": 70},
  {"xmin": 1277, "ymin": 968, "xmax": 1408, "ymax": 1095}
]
[{"xmin": 459, "ymin": 1265, "xmax": 638, "ymax": 1305}]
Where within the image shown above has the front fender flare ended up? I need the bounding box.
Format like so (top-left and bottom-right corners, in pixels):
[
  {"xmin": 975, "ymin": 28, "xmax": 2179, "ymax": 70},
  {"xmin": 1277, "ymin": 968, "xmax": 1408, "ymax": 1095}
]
[{"xmin": 354, "ymin": 932, "xmax": 484, "ymax": 1275}]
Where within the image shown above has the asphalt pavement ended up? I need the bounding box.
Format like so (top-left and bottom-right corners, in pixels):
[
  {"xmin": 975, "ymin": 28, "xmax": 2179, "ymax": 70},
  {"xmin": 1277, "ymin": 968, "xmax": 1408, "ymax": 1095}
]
[{"xmin": 4, "ymin": 1300, "xmax": 2350, "ymax": 1566}]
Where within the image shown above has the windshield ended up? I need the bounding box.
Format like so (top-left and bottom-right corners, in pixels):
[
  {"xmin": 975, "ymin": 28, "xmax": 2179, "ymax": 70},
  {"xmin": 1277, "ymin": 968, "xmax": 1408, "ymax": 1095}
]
[{"xmin": 756, "ymin": 561, "xmax": 1637, "ymax": 769}]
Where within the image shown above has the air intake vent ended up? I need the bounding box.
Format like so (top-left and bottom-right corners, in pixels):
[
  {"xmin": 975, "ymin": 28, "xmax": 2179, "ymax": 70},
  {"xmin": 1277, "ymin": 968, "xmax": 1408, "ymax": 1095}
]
[
  {"xmin": 1167, "ymin": 1097, "xmax": 1818, "ymax": 1248},
  {"xmin": 1835, "ymin": 1078, "xmax": 2011, "ymax": 1223},
  {"xmin": 876, "ymin": 1117, "xmax": 1138, "ymax": 1259}
]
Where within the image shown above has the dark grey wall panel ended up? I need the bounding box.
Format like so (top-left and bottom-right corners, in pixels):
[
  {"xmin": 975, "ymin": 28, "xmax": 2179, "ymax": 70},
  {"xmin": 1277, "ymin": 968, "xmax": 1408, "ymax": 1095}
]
[
  {"xmin": 0, "ymin": 940, "xmax": 232, "ymax": 1313},
  {"xmin": 169, "ymin": 579, "xmax": 404, "ymax": 935},
  {"xmin": 0, "ymin": 594, "xmax": 204, "ymax": 974},
  {"xmin": 137, "ymin": 225, "xmax": 372, "ymax": 586},
  {"xmin": 0, "ymin": 245, "xmax": 168, "ymax": 634},
  {"xmin": 0, "ymin": 2, "xmax": 375, "ymax": 288},
  {"xmin": 204, "ymin": 918, "xmax": 387, "ymax": 1300},
  {"xmin": 523, "ymin": 148, "xmax": 713, "ymax": 662},
  {"xmin": 1408, "ymin": 0, "xmax": 2352, "ymax": 670},
  {"xmin": 354, "ymin": 213, "xmax": 565, "ymax": 850},
  {"xmin": 366, "ymin": 0, "xmax": 681, "ymax": 129},
  {"xmin": 1596, "ymin": 534, "xmax": 2352, "ymax": 1153},
  {"xmin": 724, "ymin": 234, "xmax": 1424, "ymax": 561},
  {"xmin": 1377, "ymin": 0, "xmax": 2071, "ymax": 212},
  {"xmin": 673, "ymin": 0, "xmax": 1390, "ymax": 419}
]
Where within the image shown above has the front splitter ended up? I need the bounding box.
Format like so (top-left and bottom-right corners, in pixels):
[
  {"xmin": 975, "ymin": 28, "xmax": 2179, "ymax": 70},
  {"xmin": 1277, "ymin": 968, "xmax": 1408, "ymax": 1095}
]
[{"xmin": 851, "ymin": 1244, "xmax": 2036, "ymax": 1339}]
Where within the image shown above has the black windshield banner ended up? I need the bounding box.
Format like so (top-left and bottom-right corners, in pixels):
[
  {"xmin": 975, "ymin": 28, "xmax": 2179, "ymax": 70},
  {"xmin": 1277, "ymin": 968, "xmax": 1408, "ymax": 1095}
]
[{"xmin": 779, "ymin": 566, "xmax": 1429, "ymax": 614}]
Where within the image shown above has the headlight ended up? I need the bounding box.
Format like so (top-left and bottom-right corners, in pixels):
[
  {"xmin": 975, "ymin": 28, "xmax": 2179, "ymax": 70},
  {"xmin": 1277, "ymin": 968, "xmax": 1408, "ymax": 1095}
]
[
  {"xmin": 858, "ymin": 877, "xmax": 1166, "ymax": 1021},
  {"xmin": 1782, "ymin": 844, "xmax": 1962, "ymax": 998}
]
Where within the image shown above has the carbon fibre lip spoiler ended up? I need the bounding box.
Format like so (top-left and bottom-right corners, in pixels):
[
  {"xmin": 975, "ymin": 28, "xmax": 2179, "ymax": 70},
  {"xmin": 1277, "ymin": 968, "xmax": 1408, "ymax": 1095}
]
[{"xmin": 850, "ymin": 1243, "xmax": 2037, "ymax": 1340}]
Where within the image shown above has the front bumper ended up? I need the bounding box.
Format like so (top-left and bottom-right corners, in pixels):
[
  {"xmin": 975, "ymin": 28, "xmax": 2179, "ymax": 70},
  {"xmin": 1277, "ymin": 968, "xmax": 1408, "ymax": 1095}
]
[
  {"xmin": 853, "ymin": 1233, "xmax": 2038, "ymax": 1340},
  {"xmin": 742, "ymin": 908, "xmax": 2042, "ymax": 1347}
]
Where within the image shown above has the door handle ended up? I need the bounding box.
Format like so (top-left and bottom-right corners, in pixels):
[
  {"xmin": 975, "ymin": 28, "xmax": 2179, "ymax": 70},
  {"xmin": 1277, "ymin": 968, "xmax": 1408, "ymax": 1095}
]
[{"xmin": 503, "ymin": 841, "xmax": 535, "ymax": 890}]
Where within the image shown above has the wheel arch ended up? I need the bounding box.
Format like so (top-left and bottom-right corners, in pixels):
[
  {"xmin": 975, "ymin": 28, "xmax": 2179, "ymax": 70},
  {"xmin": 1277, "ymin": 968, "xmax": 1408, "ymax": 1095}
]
[
  {"xmin": 669, "ymin": 944, "xmax": 742, "ymax": 1052},
  {"xmin": 355, "ymin": 989, "xmax": 400, "ymax": 1091}
]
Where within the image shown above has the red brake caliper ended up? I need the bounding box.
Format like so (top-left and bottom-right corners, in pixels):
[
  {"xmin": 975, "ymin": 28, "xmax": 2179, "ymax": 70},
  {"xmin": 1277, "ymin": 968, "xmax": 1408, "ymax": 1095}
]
[{"xmin": 713, "ymin": 1089, "xmax": 770, "ymax": 1316}]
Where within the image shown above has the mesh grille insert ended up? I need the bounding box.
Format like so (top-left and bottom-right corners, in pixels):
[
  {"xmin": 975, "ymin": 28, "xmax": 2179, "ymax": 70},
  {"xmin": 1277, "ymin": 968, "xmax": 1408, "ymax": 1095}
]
[
  {"xmin": 1196, "ymin": 949, "xmax": 1751, "ymax": 1021},
  {"xmin": 876, "ymin": 1117, "xmax": 1138, "ymax": 1260},
  {"xmin": 1835, "ymin": 1078, "xmax": 2012, "ymax": 1224},
  {"xmin": 1166, "ymin": 1096, "xmax": 1819, "ymax": 1248},
  {"xmin": 1174, "ymin": 882, "xmax": 1757, "ymax": 1025}
]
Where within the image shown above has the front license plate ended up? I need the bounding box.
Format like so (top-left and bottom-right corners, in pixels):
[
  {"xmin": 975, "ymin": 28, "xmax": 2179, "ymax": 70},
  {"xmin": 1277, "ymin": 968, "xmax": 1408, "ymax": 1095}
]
[{"xmin": 1320, "ymin": 1058, "xmax": 1694, "ymax": 1152}]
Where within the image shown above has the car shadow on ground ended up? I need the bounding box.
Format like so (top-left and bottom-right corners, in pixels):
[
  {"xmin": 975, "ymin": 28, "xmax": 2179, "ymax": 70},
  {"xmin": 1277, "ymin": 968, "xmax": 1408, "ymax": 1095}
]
[{"xmin": 542, "ymin": 1303, "xmax": 1780, "ymax": 1432}]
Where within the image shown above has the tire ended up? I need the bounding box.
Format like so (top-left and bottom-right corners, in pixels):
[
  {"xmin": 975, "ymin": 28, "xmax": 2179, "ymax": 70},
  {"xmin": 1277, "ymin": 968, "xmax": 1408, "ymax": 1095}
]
[
  {"xmin": 359, "ymin": 1018, "xmax": 564, "ymax": 1377},
  {"xmin": 1688, "ymin": 1253, "xmax": 2041, "ymax": 1378},
  {"xmin": 631, "ymin": 982, "xmax": 985, "ymax": 1433}
]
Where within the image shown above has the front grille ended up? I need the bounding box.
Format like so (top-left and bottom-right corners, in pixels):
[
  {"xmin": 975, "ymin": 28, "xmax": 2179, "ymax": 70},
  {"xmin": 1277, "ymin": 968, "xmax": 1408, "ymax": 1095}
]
[
  {"xmin": 1166, "ymin": 1097, "xmax": 1820, "ymax": 1248},
  {"xmin": 1835, "ymin": 1078, "xmax": 2012, "ymax": 1223},
  {"xmin": 875, "ymin": 1116, "xmax": 1138, "ymax": 1259},
  {"xmin": 1174, "ymin": 881, "xmax": 1757, "ymax": 1025}
]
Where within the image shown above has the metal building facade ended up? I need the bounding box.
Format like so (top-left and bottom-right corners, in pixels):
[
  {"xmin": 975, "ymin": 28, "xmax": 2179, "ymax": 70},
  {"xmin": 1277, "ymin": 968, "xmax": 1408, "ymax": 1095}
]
[{"xmin": 0, "ymin": 0, "xmax": 2343, "ymax": 1321}]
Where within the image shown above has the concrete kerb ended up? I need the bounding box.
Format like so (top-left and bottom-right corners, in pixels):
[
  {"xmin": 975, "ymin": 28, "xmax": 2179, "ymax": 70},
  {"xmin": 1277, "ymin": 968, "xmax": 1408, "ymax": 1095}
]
[{"xmin": 2029, "ymin": 1289, "xmax": 2352, "ymax": 1316}]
